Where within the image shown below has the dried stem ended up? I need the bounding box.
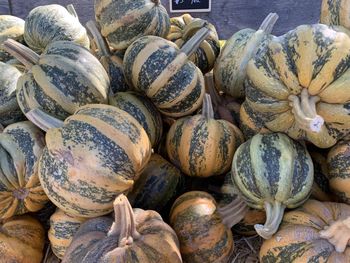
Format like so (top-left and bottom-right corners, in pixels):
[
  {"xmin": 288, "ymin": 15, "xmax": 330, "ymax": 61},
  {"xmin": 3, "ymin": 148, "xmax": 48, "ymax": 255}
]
[
  {"xmin": 258, "ymin": 13, "xmax": 279, "ymax": 34},
  {"xmin": 66, "ymin": 4, "xmax": 78, "ymax": 18},
  {"xmin": 26, "ymin": 109, "xmax": 64, "ymax": 132},
  {"xmin": 217, "ymin": 197, "xmax": 249, "ymax": 229},
  {"xmin": 180, "ymin": 26, "xmax": 210, "ymax": 57},
  {"xmin": 86, "ymin": 20, "xmax": 110, "ymax": 56},
  {"xmin": 202, "ymin": 93, "xmax": 214, "ymax": 120}
]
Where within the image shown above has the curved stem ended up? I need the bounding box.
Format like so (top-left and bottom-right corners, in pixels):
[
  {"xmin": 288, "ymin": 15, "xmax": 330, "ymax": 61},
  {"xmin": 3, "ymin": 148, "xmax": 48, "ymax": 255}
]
[
  {"xmin": 66, "ymin": 4, "xmax": 78, "ymax": 18},
  {"xmin": 26, "ymin": 109, "xmax": 64, "ymax": 132},
  {"xmin": 2, "ymin": 39, "xmax": 39, "ymax": 69},
  {"xmin": 183, "ymin": 19, "xmax": 209, "ymax": 40},
  {"xmin": 258, "ymin": 13, "xmax": 279, "ymax": 34},
  {"xmin": 151, "ymin": 0, "xmax": 160, "ymax": 5},
  {"xmin": 217, "ymin": 197, "xmax": 249, "ymax": 229},
  {"xmin": 202, "ymin": 93, "xmax": 214, "ymax": 120},
  {"xmin": 205, "ymin": 72, "xmax": 222, "ymax": 109},
  {"xmin": 254, "ymin": 201, "xmax": 285, "ymax": 239},
  {"xmin": 180, "ymin": 26, "xmax": 210, "ymax": 57},
  {"xmin": 86, "ymin": 21, "xmax": 111, "ymax": 56}
]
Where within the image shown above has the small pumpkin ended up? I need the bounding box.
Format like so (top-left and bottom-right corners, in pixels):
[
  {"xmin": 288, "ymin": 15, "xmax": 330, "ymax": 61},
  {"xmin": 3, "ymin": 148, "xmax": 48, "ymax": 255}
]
[
  {"xmin": 24, "ymin": 4, "xmax": 90, "ymax": 53},
  {"xmin": 260, "ymin": 199, "xmax": 350, "ymax": 262},
  {"xmin": 167, "ymin": 93, "xmax": 244, "ymax": 177},
  {"xmin": 232, "ymin": 133, "xmax": 314, "ymax": 239},
  {"xmin": 0, "ymin": 121, "xmax": 48, "ymax": 219},
  {"xmin": 214, "ymin": 13, "xmax": 278, "ymax": 99},
  {"xmin": 0, "ymin": 15, "xmax": 24, "ymax": 62},
  {"xmin": 123, "ymin": 27, "xmax": 210, "ymax": 117},
  {"xmin": 63, "ymin": 194, "xmax": 182, "ymax": 262},
  {"xmin": 167, "ymin": 14, "xmax": 220, "ymax": 73},
  {"xmin": 0, "ymin": 215, "xmax": 45, "ymax": 263},
  {"xmin": 48, "ymin": 209, "xmax": 87, "ymax": 259}
]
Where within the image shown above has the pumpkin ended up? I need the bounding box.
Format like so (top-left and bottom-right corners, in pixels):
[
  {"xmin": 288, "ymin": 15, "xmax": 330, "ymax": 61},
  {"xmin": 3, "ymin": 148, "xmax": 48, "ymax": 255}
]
[
  {"xmin": 0, "ymin": 215, "xmax": 45, "ymax": 263},
  {"xmin": 169, "ymin": 191, "xmax": 234, "ymax": 263},
  {"xmin": 34, "ymin": 104, "xmax": 151, "ymax": 218},
  {"xmin": 244, "ymin": 24, "xmax": 350, "ymax": 148},
  {"xmin": 86, "ymin": 21, "xmax": 129, "ymax": 95},
  {"xmin": 0, "ymin": 62, "xmax": 25, "ymax": 126},
  {"xmin": 63, "ymin": 194, "xmax": 182, "ymax": 262},
  {"xmin": 94, "ymin": 0, "xmax": 170, "ymax": 51},
  {"xmin": 24, "ymin": 4, "xmax": 90, "ymax": 53},
  {"xmin": 167, "ymin": 14, "xmax": 220, "ymax": 74},
  {"xmin": 123, "ymin": 27, "xmax": 210, "ymax": 117},
  {"xmin": 321, "ymin": 0, "xmax": 350, "ymax": 30},
  {"xmin": 48, "ymin": 209, "xmax": 87, "ymax": 259},
  {"xmin": 0, "ymin": 15, "xmax": 24, "ymax": 62},
  {"xmin": 127, "ymin": 154, "xmax": 183, "ymax": 211},
  {"xmin": 109, "ymin": 91, "xmax": 163, "ymax": 147},
  {"xmin": 232, "ymin": 133, "xmax": 314, "ymax": 239},
  {"xmin": 260, "ymin": 199, "xmax": 350, "ymax": 262},
  {"xmin": 0, "ymin": 121, "xmax": 48, "ymax": 219},
  {"xmin": 2, "ymin": 39, "xmax": 109, "ymax": 122},
  {"xmin": 213, "ymin": 13, "xmax": 278, "ymax": 99},
  {"xmin": 167, "ymin": 93, "xmax": 244, "ymax": 177}
]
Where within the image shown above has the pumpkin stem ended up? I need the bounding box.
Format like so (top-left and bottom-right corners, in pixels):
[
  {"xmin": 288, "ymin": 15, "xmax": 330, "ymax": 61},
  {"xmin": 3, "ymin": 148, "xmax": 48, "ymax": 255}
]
[
  {"xmin": 202, "ymin": 93, "xmax": 215, "ymax": 120},
  {"xmin": 183, "ymin": 18, "xmax": 209, "ymax": 40},
  {"xmin": 217, "ymin": 197, "xmax": 249, "ymax": 229},
  {"xmin": 151, "ymin": 0, "xmax": 160, "ymax": 5},
  {"xmin": 254, "ymin": 200, "xmax": 285, "ymax": 239},
  {"xmin": 205, "ymin": 72, "xmax": 222, "ymax": 108},
  {"xmin": 258, "ymin": 13, "xmax": 279, "ymax": 34},
  {"xmin": 288, "ymin": 88, "xmax": 324, "ymax": 133},
  {"xmin": 26, "ymin": 109, "xmax": 64, "ymax": 132},
  {"xmin": 66, "ymin": 4, "xmax": 78, "ymax": 18},
  {"xmin": 180, "ymin": 26, "xmax": 211, "ymax": 57},
  {"xmin": 86, "ymin": 21, "xmax": 111, "ymax": 57},
  {"xmin": 319, "ymin": 216, "xmax": 350, "ymax": 253},
  {"xmin": 2, "ymin": 39, "xmax": 40, "ymax": 69}
]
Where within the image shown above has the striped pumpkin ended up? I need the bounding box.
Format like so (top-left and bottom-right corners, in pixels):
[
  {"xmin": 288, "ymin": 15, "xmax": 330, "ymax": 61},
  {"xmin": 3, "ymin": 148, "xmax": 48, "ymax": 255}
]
[
  {"xmin": 167, "ymin": 14, "xmax": 220, "ymax": 73},
  {"xmin": 244, "ymin": 24, "xmax": 350, "ymax": 148},
  {"xmin": 0, "ymin": 62, "xmax": 25, "ymax": 126},
  {"xmin": 232, "ymin": 133, "xmax": 314, "ymax": 239},
  {"xmin": 214, "ymin": 13, "xmax": 278, "ymax": 99},
  {"xmin": 127, "ymin": 154, "xmax": 183, "ymax": 211},
  {"xmin": 321, "ymin": 0, "xmax": 350, "ymax": 30},
  {"xmin": 24, "ymin": 4, "xmax": 90, "ymax": 53},
  {"xmin": 260, "ymin": 199, "xmax": 350, "ymax": 262},
  {"xmin": 63, "ymin": 194, "xmax": 182, "ymax": 263},
  {"xmin": 94, "ymin": 0, "xmax": 170, "ymax": 50},
  {"xmin": 169, "ymin": 191, "xmax": 234, "ymax": 263},
  {"xmin": 37, "ymin": 104, "xmax": 151, "ymax": 218},
  {"xmin": 0, "ymin": 121, "xmax": 48, "ymax": 219},
  {"xmin": 166, "ymin": 94, "xmax": 244, "ymax": 177},
  {"xmin": 109, "ymin": 91, "xmax": 163, "ymax": 147},
  {"xmin": 48, "ymin": 209, "xmax": 87, "ymax": 259},
  {"xmin": 0, "ymin": 15, "xmax": 24, "ymax": 62},
  {"xmin": 3, "ymin": 39, "xmax": 109, "ymax": 122}
]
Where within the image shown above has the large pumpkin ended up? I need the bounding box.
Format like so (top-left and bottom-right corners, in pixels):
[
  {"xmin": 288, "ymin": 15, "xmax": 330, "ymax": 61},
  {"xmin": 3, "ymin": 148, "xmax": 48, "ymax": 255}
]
[
  {"xmin": 24, "ymin": 4, "xmax": 89, "ymax": 53},
  {"xmin": 260, "ymin": 199, "xmax": 350, "ymax": 262},
  {"xmin": 0, "ymin": 15, "xmax": 24, "ymax": 62},
  {"xmin": 232, "ymin": 133, "xmax": 314, "ymax": 239},
  {"xmin": 244, "ymin": 24, "xmax": 350, "ymax": 148},
  {"xmin": 63, "ymin": 194, "xmax": 182, "ymax": 263},
  {"xmin": 3, "ymin": 39, "xmax": 109, "ymax": 122},
  {"xmin": 0, "ymin": 121, "xmax": 48, "ymax": 219}
]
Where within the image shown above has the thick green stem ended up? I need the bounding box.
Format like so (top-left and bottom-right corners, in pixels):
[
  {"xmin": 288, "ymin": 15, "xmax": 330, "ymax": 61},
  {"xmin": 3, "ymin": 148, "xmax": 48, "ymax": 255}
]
[
  {"xmin": 2, "ymin": 39, "xmax": 39, "ymax": 69},
  {"xmin": 66, "ymin": 4, "xmax": 78, "ymax": 18},
  {"xmin": 26, "ymin": 109, "xmax": 64, "ymax": 132},
  {"xmin": 86, "ymin": 21, "xmax": 111, "ymax": 56},
  {"xmin": 217, "ymin": 196, "xmax": 248, "ymax": 229},
  {"xmin": 180, "ymin": 26, "xmax": 211, "ymax": 57},
  {"xmin": 258, "ymin": 13, "xmax": 279, "ymax": 34},
  {"xmin": 202, "ymin": 93, "xmax": 214, "ymax": 120}
]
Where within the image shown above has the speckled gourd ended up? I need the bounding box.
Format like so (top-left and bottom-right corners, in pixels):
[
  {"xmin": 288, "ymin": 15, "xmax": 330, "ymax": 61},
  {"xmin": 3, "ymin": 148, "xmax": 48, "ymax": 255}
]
[
  {"xmin": 24, "ymin": 4, "xmax": 90, "ymax": 53},
  {"xmin": 2, "ymin": 39, "xmax": 110, "ymax": 122},
  {"xmin": 232, "ymin": 133, "xmax": 314, "ymax": 239},
  {"xmin": 0, "ymin": 15, "xmax": 24, "ymax": 62}
]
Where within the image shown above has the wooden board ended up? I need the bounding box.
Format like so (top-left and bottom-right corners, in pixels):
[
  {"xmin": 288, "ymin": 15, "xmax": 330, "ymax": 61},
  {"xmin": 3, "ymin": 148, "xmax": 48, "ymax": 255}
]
[{"xmin": 9, "ymin": 0, "xmax": 322, "ymax": 39}]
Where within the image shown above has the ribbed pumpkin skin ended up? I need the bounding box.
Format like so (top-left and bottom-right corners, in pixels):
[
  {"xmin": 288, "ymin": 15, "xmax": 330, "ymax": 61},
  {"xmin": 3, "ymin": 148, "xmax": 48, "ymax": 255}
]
[
  {"xmin": 0, "ymin": 215, "xmax": 45, "ymax": 263},
  {"xmin": 94, "ymin": 0, "xmax": 170, "ymax": 50},
  {"xmin": 38, "ymin": 104, "xmax": 152, "ymax": 218},
  {"xmin": 245, "ymin": 24, "xmax": 350, "ymax": 148},
  {"xmin": 169, "ymin": 191, "xmax": 234, "ymax": 263},
  {"xmin": 167, "ymin": 14, "xmax": 220, "ymax": 74},
  {"xmin": 0, "ymin": 121, "xmax": 48, "ymax": 219},
  {"xmin": 0, "ymin": 15, "xmax": 24, "ymax": 62},
  {"xmin": 48, "ymin": 209, "xmax": 87, "ymax": 259},
  {"xmin": 321, "ymin": 0, "xmax": 350, "ymax": 29},
  {"xmin": 127, "ymin": 154, "xmax": 182, "ymax": 211},
  {"xmin": 123, "ymin": 36, "xmax": 205, "ymax": 117},
  {"xmin": 0, "ymin": 62, "xmax": 25, "ymax": 126},
  {"xmin": 166, "ymin": 113, "xmax": 244, "ymax": 177},
  {"xmin": 24, "ymin": 4, "xmax": 90, "ymax": 53},
  {"xmin": 260, "ymin": 199, "xmax": 350, "ymax": 262},
  {"xmin": 101, "ymin": 54, "xmax": 129, "ymax": 94},
  {"xmin": 109, "ymin": 91, "xmax": 163, "ymax": 147},
  {"xmin": 17, "ymin": 41, "xmax": 109, "ymax": 121}
]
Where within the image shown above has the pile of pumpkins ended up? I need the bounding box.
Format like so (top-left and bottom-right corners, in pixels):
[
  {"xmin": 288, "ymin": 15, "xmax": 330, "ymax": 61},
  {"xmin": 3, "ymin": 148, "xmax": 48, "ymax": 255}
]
[{"xmin": 1, "ymin": 0, "xmax": 350, "ymax": 262}]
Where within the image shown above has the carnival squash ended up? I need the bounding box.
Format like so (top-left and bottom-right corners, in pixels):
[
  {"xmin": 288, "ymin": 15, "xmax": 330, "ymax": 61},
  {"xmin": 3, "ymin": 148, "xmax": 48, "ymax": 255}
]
[
  {"xmin": 232, "ymin": 133, "xmax": 314, "ymax": 239},
  {"xmin": 0, "ymin": 15, "xmax": 24, "ymax": 62},
  {"xmin": 321, "ymin": 0, "xmax": 350, "ymax": 30},
  {"xmin": 63, "ymin": 194, "xmax": 182, "ymax": 263}
]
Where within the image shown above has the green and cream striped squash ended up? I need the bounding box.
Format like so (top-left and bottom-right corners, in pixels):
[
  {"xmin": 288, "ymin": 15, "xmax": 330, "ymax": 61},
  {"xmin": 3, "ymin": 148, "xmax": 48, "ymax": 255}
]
[
  {"xmin": 94, "ymin": 0, "xmax": 170, "ymax": 50},
  {"xmin": 24, "ymin": 4, "xmax": 90, "ymax": 53},
  {"xmin": 109, "ymin": 91, "xmax": 163, "ymax": 147},
  {"xmin": 3, "ymin": 39, "xmax": 109, "ymax": 122},
  {"xmin": 244, "ymin": 24, "xmax": 350, "ymax": 148},
  {"xmin": 0, "ymin": 15, "xmax": 24, "ymax": 62},
  {"xmin": 321, "ymin": 0, "xmax": 350, "ymax": 30},
  {"xmin": 48, "ymin": 209, "xmax": 87, "ymax": 259},
  {"xmin": 38, "ymin": 104, "xmax": 151, "ymax": 218},
  {"xmin": 0, "ymin": 121, "xmax": 48, "ymax": 219},
  {"xmin": 232, "ymin": 133, "xmax": 314, "ymax": 239}
]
